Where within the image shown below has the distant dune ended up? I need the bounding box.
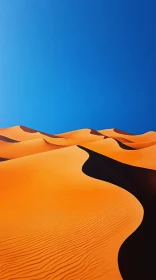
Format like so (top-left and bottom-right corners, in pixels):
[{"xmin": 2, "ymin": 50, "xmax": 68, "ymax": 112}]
[{"xmin": 0, "ymin": 125, "xmax": 155, "ymax": 280}]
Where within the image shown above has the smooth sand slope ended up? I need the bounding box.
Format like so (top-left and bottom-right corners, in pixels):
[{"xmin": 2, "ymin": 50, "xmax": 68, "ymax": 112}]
[
  {"xmin": 0, "ymin": 126, "xmax": 68, "ymax": 145},
  {"xmin": 0, "ymin": 146, "xmax": 143, "ymax": 280},
  {"xmin": 57, "ymin": 128, "xmax": 103, "ymax": 140},
  {"xmin": 81, "ymin": 138, "xmax": 156, "ymax": 170},
  {"xmin": 99, "ymin": 128, "xmax": 156, "ymax": 143},
  {"xmin": 0, "ymin": 138, "xmax": 66, "ymax": 159},
  {"xmin": 0, "ymin": 126, "xmax": 103, "ymax": 147},
  {"xmin": 0, "ymin": 125, "xmax": 155, "ymax": 280},
  {"xmin": 78, "ymin": 145, "xmax": 156, "ymax": 280}
]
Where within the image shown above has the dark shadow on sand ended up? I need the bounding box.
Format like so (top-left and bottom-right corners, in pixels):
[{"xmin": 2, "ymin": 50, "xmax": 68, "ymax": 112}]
[
  {"xmin": 0, "ymin": 157, "xmax": 9, "ymax": 162},
  {"xmin": 114, "ymin": 139, "xmax": 136, "ymax": 150},
  {"xmin": 113, "ymin": 128, "xmax": 135, "ymax": 136},
  {"xmin": 0, "ymin": 135, "xmax": 19, "ymax": 143},
  {"xmin": 78, "ymin": 145, "xmax": 156, "ymax": 280},
  {"xmin": 103, "ymin": 136, "xmax": 136, "ymax": 150},
  {"xmin": 20, "ymin": 125, "xmax": 61, "ymax": 138},
  {"xmin": 90, "ymin": 129, "xmax": 104, "ymax": 136}
]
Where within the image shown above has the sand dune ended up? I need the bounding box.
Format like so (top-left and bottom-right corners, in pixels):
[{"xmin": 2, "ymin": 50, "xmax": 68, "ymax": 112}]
[
  {"xmin": 20, "ymin": 125, "xmax": 61, "ymax": 138},
  {"xmin": 0, "ymin": 138, "xmax": 66, "ymax": 159},
  {"xmin": 0, "ymin": 146, "xmax": 142, "ymax": 280},
  {"xmin": 81, "ymin": 138, "xmax": 156, "ymax": 170},
  {"xmin": 0, "ymin": 126, "xmax": 44, "ymax": 141},
  {"xmin": 0, "ymin": 126, "xmax": 103, "ymax": 147},
  {"xmin": 99, "ymin": 128, "xmax": 156, "ymax": 143},
  {"xmin": 0, "ymin": 125, "xmax": 155, "ymax": 280},
  {"xmin": 0, "ymin": 135, "xmax": 19, "ymax": 143},
  {"xmin": 79, "ymin": 145, "xmax": 156, "ymax": 280},
  {"xmin": 102, "ymin": 134, "xmax": 156, "ymax": 149},
  {"xmin": 0, "ymin": 126, "xmax": 66, "ymax": 143},
  {"xmin": 121, "ymin": 140, "xmax": 156, "ymax": 149},
  {"xmin": 56, "ymin": 128, "xmax": 104, "ymax": 141}
]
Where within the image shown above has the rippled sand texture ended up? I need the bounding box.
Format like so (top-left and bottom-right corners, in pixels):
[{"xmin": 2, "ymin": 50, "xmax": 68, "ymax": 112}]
[{"xmin": 0, "ymin": 126, "xmax": 155, "ymax": 280}]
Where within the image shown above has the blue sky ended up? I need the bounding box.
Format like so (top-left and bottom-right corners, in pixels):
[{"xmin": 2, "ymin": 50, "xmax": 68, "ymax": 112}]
[{"xmin": 0, "ymin": 0, "xmax": 155, "ymax": 134}]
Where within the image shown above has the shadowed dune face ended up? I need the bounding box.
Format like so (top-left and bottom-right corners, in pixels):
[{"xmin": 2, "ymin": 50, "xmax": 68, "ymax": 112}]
[
  {"xmin": 0, "ymin": 157, "xmax": 8, "ymax": 162},
  {"xmin": 110, "ymin": 137, "xmax": 134, "ymax": 143},
  {"xmin": 19, "ymin": 125, "xmax": 39, "ymax": 133},
  {"xmin": 102, "ymin": 136, "xmax": 136, "ymax": 150},
  {"xmin": 78, "ymin": 146, "xmax": 156, "ymax": 280},
  {"xmin": 81, "ymin": 138, "xmax": 156, "ymax": 170},
  {"xmin": 90, "ymin": 129, "xmax": 104, "ymax": 136},
  {"xmin": 115, "ymin": 140, "xmax": 136, "ymax": 150},
  {"xmin": 113, "ymin": 128, "xmax": 134, "ymax": 135},
  {"xmin": 20, "ymin": 125, "xmax": 60, "ymax": 138},
  {"xmin": 0, "ymin": 135, "xmax": 19, "ymax": 143},
  {"xmin": 78, "ymin": 145, "xmax": 156, "ymax": 198},
  {"xmin": 0, "ymin": 125, "xmax": 155, "ymax": 279}
]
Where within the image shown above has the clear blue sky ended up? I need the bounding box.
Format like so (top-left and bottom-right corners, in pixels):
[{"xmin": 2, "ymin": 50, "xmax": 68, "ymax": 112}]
[{"xmin": 0, "ymin": 0, "xmax": 155, "ymax": 134}]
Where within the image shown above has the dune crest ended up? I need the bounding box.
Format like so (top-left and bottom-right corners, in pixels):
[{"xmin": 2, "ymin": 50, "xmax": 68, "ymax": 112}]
[{"xmin": 0, "ymin": 125, "xmax": 155, "ymax": 279}]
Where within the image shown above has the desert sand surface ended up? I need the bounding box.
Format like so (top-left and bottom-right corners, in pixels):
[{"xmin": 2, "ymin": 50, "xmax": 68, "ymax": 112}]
[
  {"xmin": 0, "ymin": 125, "xmax": 155, "ymax": 280},
  {"xmin": 0, "ymin": 138, "xmax": 66, "ymax": 159},
  {"xmin": 81, "ymin": 138, "xmax": 156, "ymax": 170},
  {"xmin": 99, "ymin": 128, "xmax": 156, "ymax": 143}
]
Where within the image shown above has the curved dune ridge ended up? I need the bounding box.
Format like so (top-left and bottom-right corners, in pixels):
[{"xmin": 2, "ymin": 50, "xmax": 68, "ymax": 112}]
[
  {"xmin": 0, "ymin": 125, "xmax": 155, "ymax": 280},
  {"xmin": 0, "ymin": 138, "xmax": 66, "ymax": 159}
]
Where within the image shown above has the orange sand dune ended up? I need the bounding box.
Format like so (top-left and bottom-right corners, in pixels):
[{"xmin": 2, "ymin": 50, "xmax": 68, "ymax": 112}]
[
  {"xmin": 109, "ymin": 137, "xmax": 134, "ymax": 144},
  {"xmin": 0, "ymin": 138, "xmax": 66, "ymax": 159},
  {"xmin": 0, "ymin": 126, "xmax": 67, "ymax": 144},
  {"xmin": 48, "ymin": 128, "xmax": 104, "ymax": 146},
  {"xmin": 0, "ymin": 126, "xmax": 47, "ymax": 141},
  {"xmin": 0, "ymin": 146, "xmax": 143, "ymax": 280},
  {"xmin": 0, "ymin": 125, "xmax": 155, "ymax": 280},
  {"xmin": 121, "ymin": 140, "xmax": 156, "ymax": 149},
  {"xmin": 81, "ymin": 138, "xmax": 156, "ymax": 170},
  {"xmin": 0, "ymin": 126, "xmax": 103, "ymax": 147},
  {"xmin": 56, "ymin": 128, "xmax": 104, "ymax": 141},
  {"xmin": 99, "ymin": 128, "xmax": 156, "ymax": 143}
]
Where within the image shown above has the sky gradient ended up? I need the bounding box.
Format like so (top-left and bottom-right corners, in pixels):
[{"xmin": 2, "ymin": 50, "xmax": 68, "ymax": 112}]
[{"xmin": 0, "ymin": 0, "xmax": 155, "ymax": 134}]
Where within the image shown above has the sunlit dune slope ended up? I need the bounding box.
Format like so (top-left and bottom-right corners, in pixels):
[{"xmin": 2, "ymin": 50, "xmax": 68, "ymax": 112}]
[
  {"xmin": 121, "ymin": 140, "xmax": 156, "ymax": 149},
  {"xmin": 0, "ymin": 126, "xmax": 103, "ymax": 146},
  {"xmin": 0, "ymin": 126, "xmax": 67, "ymax": 145},
  {"xmin": 81, "ymin": 138, "xmax": 156, "ymax": 170},
  {"xmin": 99, "ymin": 128, "xmax": 156, "ymax": 143},
  {"xmin": 0, "ymin": 125, "xmax": 155, "ymax": 280},
  {"xmin": 0, "ymin": 126, "xmax": 47, "ymax": 141},
  {"xmin": 0, "ymin": 146, "xmax": 143, "ymax": 280},
  {"xmin": 78, "ymin": 145, "xmax": 156, "ymax": 280},
  {"xmin": 56, "ymin": 128, "xmax": 104, "ymax": 144},
  {"xmin": 0, "ymin": 138, "xmax": 66, "ymax": 159},
  {"xmin": 57, "ymin": 128, "xmax": 103, "ymax": 139}
]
